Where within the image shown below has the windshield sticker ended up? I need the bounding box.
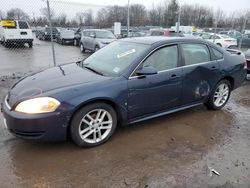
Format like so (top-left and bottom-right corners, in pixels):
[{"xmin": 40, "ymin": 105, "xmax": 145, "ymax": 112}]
[
  {"xmin": 113, "ymin": 67, "xmax": 120, "ymax": 73},
  {"xmin": 117, "ymin": 49, "xmax": 136, "ymax": 59}
]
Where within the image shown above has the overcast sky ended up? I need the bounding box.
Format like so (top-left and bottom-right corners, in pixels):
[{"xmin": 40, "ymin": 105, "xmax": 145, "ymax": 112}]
[{"xmin": 1, "ymin": 0, "xmax": 249, "ymax": 18}]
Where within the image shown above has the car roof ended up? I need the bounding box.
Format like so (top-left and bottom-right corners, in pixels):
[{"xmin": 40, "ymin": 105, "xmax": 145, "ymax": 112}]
[
  {"xmin": 120, "ymin": 36, "xmax": 206, "ymax": 45},
  {"xmin": 83, "ymin": 29, "xmax": 110, "ymax": 32}
]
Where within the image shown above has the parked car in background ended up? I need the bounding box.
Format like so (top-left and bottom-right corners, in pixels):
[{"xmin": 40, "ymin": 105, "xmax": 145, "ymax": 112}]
[
  {"xmin": 150, "ymin": 29, "xmax": 184, "ymax": 37},
  {"xmin": 129, "ymin": 32, "xmax": 147, "ymax": 38},
  {"xmin": 219, "ymin": 30, "xmax": 242, "ymax": 39},
  {"xmin": 38, "ymin": 27, "xmax": 60, "ymax": 41},
  {"xmin": 73, "ymin": 28, "xmax": 81, "ymax": 46},
  {"xmin": 206, "ymin": 34, "xmax": 237, "ymax": 48},
  {"xmin": 56, "ymin": 29, "xmax": 75, "ymax": 45},
  {"xmin": 35, "ymin": 27, "xmax": 45, "ymax": 38},
  {"xmin": 199, "ymin": 32, "xmax": 213, "ymax": 40},
  {"xmin": 0, "ymin": 19, "xmax": 33, "ymax": 48},
  {"xmin": 2, "ymin": 37, "xmax": 247, "ymax": 147},
  {"xmin": 80, "ymin": 29, "xmax": 116, "ymax": 52},
  {"xmin": 237, "ymin": 34, "xmax": 250, "ymax": 47}
]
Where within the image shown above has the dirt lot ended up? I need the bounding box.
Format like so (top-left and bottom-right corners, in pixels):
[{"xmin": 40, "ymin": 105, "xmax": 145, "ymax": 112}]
[{"xmin": 0, "ymin": 38, "xmax": 250, "ymax": 188}]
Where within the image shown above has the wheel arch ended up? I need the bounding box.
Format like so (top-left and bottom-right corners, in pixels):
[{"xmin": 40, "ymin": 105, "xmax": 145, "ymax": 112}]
[{"xmin": 221, "ymin": 76, "xmax": 234, "ymax": 89}]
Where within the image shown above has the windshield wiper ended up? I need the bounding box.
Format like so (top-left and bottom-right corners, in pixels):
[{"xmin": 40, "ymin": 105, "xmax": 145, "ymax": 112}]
[{"xmin": 83, "ymin": 64, "xmax": 104, "ymax": 76}]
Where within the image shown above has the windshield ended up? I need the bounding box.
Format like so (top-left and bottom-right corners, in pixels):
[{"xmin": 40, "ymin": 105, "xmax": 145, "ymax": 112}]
[
  {"xmin": 95, "ymin": 30, "xmax": 115, "ymax": 39},
  {"xmin": 221, "ymin": 35, "xmax": 230, "ymax": 39},
  {"xmin": 81, "ymin": 41, "xmax": 149, "ymax": 76}
]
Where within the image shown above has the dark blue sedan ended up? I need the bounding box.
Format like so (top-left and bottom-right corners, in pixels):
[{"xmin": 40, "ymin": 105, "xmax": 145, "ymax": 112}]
[{"xmin": 1, "ymin": 37, "xmax": 247, "ymax": 147}]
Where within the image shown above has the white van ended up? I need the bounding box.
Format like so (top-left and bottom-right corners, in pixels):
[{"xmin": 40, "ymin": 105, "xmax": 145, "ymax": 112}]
[{"xmin": 0, "ymin": 19, "xmax": 33, "ymax": 48}]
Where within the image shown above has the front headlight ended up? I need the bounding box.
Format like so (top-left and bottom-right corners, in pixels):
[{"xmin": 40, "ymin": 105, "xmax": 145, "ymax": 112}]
[{"xmin": 15, "ymin": 97, "xmax": 60, "ymax": 114}]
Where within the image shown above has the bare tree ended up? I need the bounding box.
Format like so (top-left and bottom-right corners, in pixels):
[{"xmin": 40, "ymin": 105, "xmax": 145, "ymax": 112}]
[
  {"xmin": 129, "ymin": 4, "xmax": 147, "ymax": 26},
  {"xmin": 84, "ymin": 9, "xmax": 94, "ymax": 26},
  {"xmin": 40, "ymin": 7, "xmax": 55, "ymax": 20},
  {"xmin": 7, "ymin": 8, "xmax": 29, "ymax": 20},
  {"xmin": 55, "ymin": 14, "xmax": 67, "ymax": 27},
  {"xmin": 0, "ymin": 10, "xmax": 4, "ymax": 19}
]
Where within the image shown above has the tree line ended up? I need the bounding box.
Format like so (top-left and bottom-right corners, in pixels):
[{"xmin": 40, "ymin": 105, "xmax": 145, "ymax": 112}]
[{"xmin": 0, "ymin": 0, "xmax": 249, "ymax": 31}]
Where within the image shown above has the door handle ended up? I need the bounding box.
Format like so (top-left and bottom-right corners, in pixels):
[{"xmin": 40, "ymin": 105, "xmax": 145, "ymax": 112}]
[{"xmin": 170, "ymin": 74, "xmax": 179, "ymax": 80}]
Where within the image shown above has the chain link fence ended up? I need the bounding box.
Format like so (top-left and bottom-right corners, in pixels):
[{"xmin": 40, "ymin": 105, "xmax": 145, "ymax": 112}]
[{"xmin": 0, "ymin": 0, "xmax": 249, "ymax": 76}]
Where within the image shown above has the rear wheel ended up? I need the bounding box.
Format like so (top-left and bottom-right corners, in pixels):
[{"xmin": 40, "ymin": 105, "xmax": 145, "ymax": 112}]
[
  {"xmin": 3, "ymin": 39, "xmax": 9, "ymax": 47},
  {"xmin": 80, "ymin": 43, "xmax": 85, "ymax": 53},
  {"xmin": 95, "ymin": 45, "xmax": 100, "ymax": 52},
  {"xmin": 28, "ymin": 42, "xmax": 33, "ymax": 48},
  {"xmin": 205, "ymin": 80, "xmax": 231, "ymax": 110},
  {"xmin": 70, "ymin": 103, "xmax": 117, "ymax": 147}
]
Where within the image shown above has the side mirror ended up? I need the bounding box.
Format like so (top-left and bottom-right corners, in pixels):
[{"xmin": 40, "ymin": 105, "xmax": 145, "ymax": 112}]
[
  {"xmin": 136, "ymin": 66, "xmax": 157, "ymax": 76},
  {"xmin": 90, "ymin": 34, "xmax": 96, "ymax": 38}
]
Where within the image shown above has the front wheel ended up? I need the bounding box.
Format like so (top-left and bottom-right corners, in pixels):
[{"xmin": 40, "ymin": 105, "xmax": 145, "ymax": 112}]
[
  {"xmin": 70, "ymin": 103, "xmax": 117, "ymax": 147},
  {"xmin": 80, "ymin": 43, "xmax": 85, "ymax": 53},
  {"xmin": 74, "ymin": 39, "xmax": 78, "ymax": 46},
  {"xmin": 94, "ymin": 45, "xmax": 100, "ymax": 52},
  {"xmin": 205, "ymin": 80, "xmax": 231, "ymax": 110}
]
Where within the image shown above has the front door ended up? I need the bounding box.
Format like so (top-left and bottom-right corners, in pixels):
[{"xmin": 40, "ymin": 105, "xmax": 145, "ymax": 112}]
[{"xmin": 128, "ymin": 44, "xmax": 183, "ymax": 119}]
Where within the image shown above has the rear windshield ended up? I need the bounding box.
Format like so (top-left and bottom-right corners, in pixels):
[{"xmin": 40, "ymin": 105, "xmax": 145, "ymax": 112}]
[
  {"xmin": 95, "ymin": 31, "xmax": 115, "ymax": 39},
  {"xmin": 1, "ymin": 20, "xmax": 16, "ymax": 29},
  {"xmin": 18, "ymin": 21, "xmax": 29, "ymax": 29}
]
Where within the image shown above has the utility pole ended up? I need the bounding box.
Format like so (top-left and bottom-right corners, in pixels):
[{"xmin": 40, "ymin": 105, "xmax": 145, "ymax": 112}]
[
  {"xmin": 46, "ymin": 0, "xmax": 56, "ymax": 67},
  {"xmin": 176, "ymin": 7, "xmax": 181, "ymax": 33},
  {"xmin": 238, "ymin": 15, "xmax": 247, "ymax": 50},
  {"xmin": 127, "ymin": 0, "xmax": 130, "ymax": 37}
]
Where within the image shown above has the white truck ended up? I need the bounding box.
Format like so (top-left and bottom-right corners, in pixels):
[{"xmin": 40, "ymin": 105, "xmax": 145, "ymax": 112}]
[{"xmin": 0, "ymin": 19, "xmax": 33, "ymax": 48}]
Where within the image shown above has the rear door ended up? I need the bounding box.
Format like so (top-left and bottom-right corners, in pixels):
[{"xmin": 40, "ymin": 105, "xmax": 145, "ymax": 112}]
[
  {"xmin": 180, "ymin": 43, "xmax": 221, "ymax": 105},
  {"xmin": 128, "ymin": 44, "xmax": 183, "ymax": 119},
  {"xmin": 17, "ymin": 21, "xmax": 33, "ymax": 40}
]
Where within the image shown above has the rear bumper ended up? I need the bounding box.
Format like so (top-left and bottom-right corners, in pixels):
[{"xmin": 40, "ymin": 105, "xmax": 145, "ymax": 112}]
[
  {"xmin": 5, "ymin": 39, "xmax": 33, "ymax": 43},
  {"xmin": 1, "ymin": 100, "xmax": 69, "ymax": 141}
]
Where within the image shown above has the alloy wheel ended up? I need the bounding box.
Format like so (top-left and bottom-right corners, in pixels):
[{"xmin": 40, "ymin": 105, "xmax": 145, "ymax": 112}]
[
  {"xmin": 213, "ymin": 83, "xmax": 229, "ymax": 107},
  {"xmin": 78, "ymin": 109, "xmax": 113, "ymax": 144}
]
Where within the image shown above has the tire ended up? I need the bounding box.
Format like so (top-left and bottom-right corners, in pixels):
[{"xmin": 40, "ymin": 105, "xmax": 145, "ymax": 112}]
[
  {"xmin": 28, "ymin": 42, "xmax": 33, "ymax": 48},
  {"xmin": 74, "ymin": 39, "xmax": 78, "ymax": 46},
  {"xmin": 205, "ymin": 80, "xmax": 231, "ymax": 110},
  {"xmin": 70, "ymin": 103, "xmax": 117, "ymax": 147},
  {"xmin": 94, "ymin": 45, "xmax": 100, "ymax": 52},
  {"xmin": 42, "ymin": 35, "xmax": 45, "ymax": 41},
  {"xmin": 3, "ymin": 40, "xmax": 9, "ymax": 47},
  {"xmin": 61, "ymin": 39, "xmax": 65, "ymax": 45},
  {"xmin": 80, "ymin": 43, "xmax": 85, "ymax": 53}
]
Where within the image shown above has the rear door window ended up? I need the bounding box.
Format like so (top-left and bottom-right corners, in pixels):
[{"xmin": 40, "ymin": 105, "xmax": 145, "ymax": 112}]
[
  {"xmin": 18, "ymin": 21, "xmax": 29, "ymax": 29},
  {"xmin": 181, "ymin": 44, "xmax": 210, "ymax": 66},
  {"xmin": 210, "ymin": 47, "xmax": 223, "ymax": 60}
]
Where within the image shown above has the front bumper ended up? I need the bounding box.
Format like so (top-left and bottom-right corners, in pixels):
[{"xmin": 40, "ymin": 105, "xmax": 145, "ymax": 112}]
[{"xmin": 1, "ymin": 100, "xmax": 69, "ymax": 141}]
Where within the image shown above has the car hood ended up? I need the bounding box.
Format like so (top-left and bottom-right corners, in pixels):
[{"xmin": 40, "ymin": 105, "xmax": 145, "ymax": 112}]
[
  {"xmin": 98, "ymin": 38, "xmax": 116, "ymax": 44},
  {"xmin": 7, "ymin": 63, "xmax": 110, "ymax": 107}
]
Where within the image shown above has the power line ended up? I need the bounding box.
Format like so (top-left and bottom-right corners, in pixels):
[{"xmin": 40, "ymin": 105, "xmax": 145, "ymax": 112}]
[{"xmin": 49, "ymin": 0, "xmax": 107, "ymax": 8}]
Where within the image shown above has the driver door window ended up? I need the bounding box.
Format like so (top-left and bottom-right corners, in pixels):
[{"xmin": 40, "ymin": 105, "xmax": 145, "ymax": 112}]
[{"xmin": 142, "ymin": 45, "xmax": 178, "ymax": 72}]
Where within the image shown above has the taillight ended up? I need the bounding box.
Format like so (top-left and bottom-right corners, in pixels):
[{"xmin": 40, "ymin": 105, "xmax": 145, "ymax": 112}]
[{"xmin": 243, "ymin": 57, "xmax": 248, "ymax": 70}]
